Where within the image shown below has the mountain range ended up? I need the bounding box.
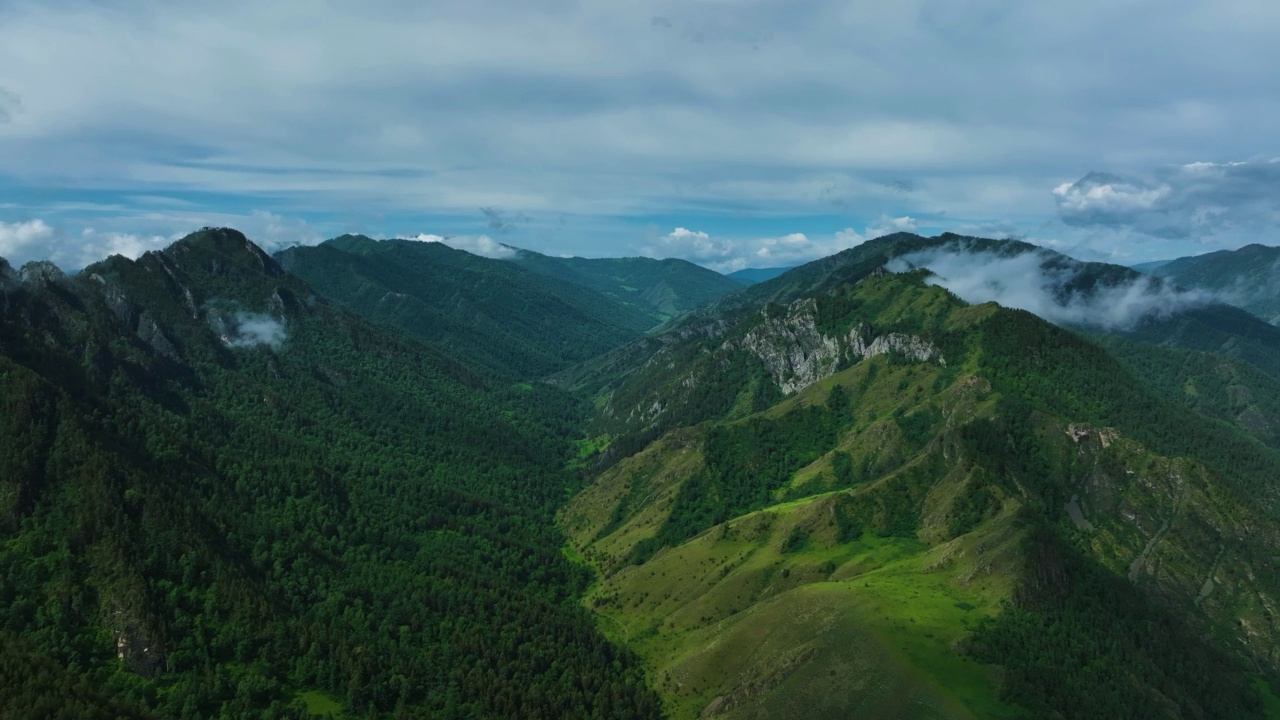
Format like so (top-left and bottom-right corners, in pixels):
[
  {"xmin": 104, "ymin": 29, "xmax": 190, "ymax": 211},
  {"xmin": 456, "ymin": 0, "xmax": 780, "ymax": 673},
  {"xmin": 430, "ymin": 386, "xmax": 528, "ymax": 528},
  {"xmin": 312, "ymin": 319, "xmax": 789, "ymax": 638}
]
[
  {"xmin": 5, "ymin": 228, "xmax": 1280, "ymax": 719},
  {"xmin": 1144, "ymin": 243, "xmax": 1280, "ymax": 326}
]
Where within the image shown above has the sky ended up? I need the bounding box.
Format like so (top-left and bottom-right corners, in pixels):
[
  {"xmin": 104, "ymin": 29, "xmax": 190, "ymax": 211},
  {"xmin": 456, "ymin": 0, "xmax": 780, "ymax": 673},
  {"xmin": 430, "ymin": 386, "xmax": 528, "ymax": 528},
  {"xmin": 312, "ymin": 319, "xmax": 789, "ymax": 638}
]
[{"xmin": 1, "ymin": 0, "xmax": 1279, "ymax": 272}]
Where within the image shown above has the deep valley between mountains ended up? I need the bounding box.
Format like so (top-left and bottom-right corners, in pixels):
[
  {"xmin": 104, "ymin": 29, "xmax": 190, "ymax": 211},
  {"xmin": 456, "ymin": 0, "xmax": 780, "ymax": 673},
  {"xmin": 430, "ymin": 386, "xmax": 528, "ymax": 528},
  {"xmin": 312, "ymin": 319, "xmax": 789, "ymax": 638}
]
[{"xmin": 5, "ymin": 228, "xmax": 1280, "ymax": 719}]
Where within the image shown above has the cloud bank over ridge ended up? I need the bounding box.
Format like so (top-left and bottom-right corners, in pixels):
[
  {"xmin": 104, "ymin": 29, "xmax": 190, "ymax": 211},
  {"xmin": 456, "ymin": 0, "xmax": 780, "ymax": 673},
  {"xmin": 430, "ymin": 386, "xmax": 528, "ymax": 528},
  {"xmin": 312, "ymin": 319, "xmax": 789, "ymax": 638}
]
[{"xmin": 889, "ymin": 246, "xmax": 1215, "ymax": 331}]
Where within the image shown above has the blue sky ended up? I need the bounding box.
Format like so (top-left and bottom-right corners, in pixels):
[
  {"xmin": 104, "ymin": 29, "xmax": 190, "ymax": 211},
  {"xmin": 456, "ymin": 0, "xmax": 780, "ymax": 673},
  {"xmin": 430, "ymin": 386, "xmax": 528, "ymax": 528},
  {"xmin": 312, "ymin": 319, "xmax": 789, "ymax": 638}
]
[{"xmin": 1, "ymin": 0, "xmax": 1279, "ymax": 271}]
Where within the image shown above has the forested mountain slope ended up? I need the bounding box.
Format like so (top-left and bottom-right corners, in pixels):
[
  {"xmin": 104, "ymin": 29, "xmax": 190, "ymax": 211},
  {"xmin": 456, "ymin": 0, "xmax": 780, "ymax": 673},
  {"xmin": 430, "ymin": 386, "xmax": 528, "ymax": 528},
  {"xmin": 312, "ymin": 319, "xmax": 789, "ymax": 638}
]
[
  {"xmin": 1092, "ymin": 333, "xmax": 1280, "ymax": 449},
  {"xmin": 509, "ymin": 249, "xmax": 743, "ymax": 322},
  {"xmin": 725, "ymin": 267, "xmax": 793, "ymax": 285},
  {"xmin": 275, "ymin": 235, "xmax": 659, "ymax": 378},
  {"xmin": 1150, "ymin": 243, "xmax": 1280, "ymax": 326},
  {"xmin": 562, "ymin": 261, "xmax": 1280, "ymax": 719},
  {"xmin": 0, "ymin": 228, "xmax": 660, "ymax": 719},
  {"xmin": 558, "ymin": 233, "xmax": 1280, "ymax": 449}
]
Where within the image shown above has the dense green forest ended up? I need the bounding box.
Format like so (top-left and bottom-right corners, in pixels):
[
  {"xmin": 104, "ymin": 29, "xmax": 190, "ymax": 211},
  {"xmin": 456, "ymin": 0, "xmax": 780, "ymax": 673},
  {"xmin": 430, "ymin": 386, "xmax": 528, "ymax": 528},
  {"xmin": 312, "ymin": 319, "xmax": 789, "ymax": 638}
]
[
  {"xmin": 506, "ymin": 248, "xmax": 743, "ymax": 321},
  {"xmin": 276, "ymin": 235, "xmax": 657, "ymax": 378},
  {"xmin": 7, "ymin": 227, "xmax": 1280, "ymax": 720},
  {"xmin": 276, "ymin": 235, "xmax": 742, "ymax": 379},
  {"xmin": 1150, "ymin": 243, "xmax": 1280, "ymax": 325},
  {"xmin": 0, "ymin": 229, "xmax": 660, "ymax": 719}
]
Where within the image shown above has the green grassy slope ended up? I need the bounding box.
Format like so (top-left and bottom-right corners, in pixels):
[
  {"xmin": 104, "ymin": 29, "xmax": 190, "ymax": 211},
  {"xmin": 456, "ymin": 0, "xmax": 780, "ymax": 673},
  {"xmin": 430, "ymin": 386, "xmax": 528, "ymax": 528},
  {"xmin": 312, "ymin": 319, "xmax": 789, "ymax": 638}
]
[{"xmin": 562, "ymin": 270, "xmax": 1280, "ymax": 720}]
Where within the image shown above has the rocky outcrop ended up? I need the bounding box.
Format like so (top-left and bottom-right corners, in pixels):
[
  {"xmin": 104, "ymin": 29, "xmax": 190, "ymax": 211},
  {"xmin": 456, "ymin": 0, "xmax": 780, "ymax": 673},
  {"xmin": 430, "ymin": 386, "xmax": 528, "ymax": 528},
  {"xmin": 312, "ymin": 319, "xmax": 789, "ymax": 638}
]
[
  {"xmin": 110, "ymin": 607, "xmax": 166, "ymax": 679},
  {"xmin": 136, "ymin": 312, "xmax": 179, "ymax": 359},
  {"xmin": 739, "ymin": 298, "xmax": 944, "ymax": 395},
  {"xmin": 18, "ymin": 260, "xmax": 65, "ymax": 287}
]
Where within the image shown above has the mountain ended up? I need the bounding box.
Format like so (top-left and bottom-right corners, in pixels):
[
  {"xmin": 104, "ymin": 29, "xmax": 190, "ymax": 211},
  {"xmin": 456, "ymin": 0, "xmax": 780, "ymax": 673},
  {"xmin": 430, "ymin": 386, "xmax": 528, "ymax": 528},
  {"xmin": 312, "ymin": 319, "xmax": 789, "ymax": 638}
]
[
  {"xmin": 1150, "ymin": 243, "xmax": 1280, "ymax": 326},
  {"xmin": 559, "ymin": 235, "xmax": 1280, "ymax": 719},
  {"xmin": 275, "ymin": 235, "xmax": 661, "ymax": 378},
  {"xmin": 1091, "ymin": 334, "xmax": 1280, "ymax": 449},
  {"xmin": 1130, "ymin": 259, "xmax": 1172, "ymax": 273},
  {"xmin": 12, "ymin": 226, "xmax": 1280, "ymax": 720},
  {"xmin": 508, "ymin": 249, "xmax": 743, "ymax": 321},
  {"xmin": 558, "ymin": 233, "xmax": 1280, "ymax": 448},
  {"xmin": 725, "ymin": 266, "xmax": 794, "ymax": 285},
  {"xmin": 0, "ymin": 228, "xmax": 660, "ymax": 719}
]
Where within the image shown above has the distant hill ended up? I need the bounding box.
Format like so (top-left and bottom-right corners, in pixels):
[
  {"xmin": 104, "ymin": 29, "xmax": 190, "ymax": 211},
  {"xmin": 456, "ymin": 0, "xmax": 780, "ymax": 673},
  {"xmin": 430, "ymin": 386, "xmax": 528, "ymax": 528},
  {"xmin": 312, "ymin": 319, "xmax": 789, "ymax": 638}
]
[
  {"xmin": 1130, "ymin": 259, "xmax": 1172, "ymax": 272},
  {"xmin": 1150, "ymin": 243, "xmax": 1280, "ymax": 325},
  {"xmin": 276, "ymin": 235, "xmax": 660, "ymax": 378},
  {"xmin": 725, "ymin": 266, "xmax": 794, "ymax": 284},
  {"xmin": 509, "ymin": 249, "xmax": 742, "ymax": 321}
]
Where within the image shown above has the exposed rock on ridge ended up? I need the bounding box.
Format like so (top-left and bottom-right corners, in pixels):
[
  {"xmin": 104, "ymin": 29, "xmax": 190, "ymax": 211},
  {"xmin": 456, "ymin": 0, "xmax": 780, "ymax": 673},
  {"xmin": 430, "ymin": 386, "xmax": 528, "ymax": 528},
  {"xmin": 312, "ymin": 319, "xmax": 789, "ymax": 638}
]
[{"xmin": 739, "ymin": 298, "xmax": 943, "ymax": 395}]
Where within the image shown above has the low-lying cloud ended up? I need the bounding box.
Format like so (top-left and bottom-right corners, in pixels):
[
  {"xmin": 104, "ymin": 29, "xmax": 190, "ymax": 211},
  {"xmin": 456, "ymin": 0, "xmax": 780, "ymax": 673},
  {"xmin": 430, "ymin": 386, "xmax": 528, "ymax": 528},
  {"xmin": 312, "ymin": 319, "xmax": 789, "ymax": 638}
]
[
  {"xmin": 888, "ymin": 247, "xmax": 1215, "ymax": 331},
  {"xmin": 644, "ymin": 216, "xmax": 918, "ymax": 272},
  {"xmin": 223, "ymin": 312, "xmax": 288, "ymax": 349},
  {"xmin": 1054, "ymin": 159, "xmax": 1280, "ymax": 240},
  {"xmin": 402, "ymin": 233, "xmax": 516, "ymax": 259}
]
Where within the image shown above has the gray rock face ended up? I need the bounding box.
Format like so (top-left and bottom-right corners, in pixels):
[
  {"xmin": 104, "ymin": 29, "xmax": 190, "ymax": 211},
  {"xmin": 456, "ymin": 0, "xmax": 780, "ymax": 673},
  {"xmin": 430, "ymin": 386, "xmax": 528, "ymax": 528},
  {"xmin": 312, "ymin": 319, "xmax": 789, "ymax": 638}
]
[
  {"xmin": 18, "ymin": 260, "xmax": 65, "ymax": 287},
  {"xmin": 739, "ymin": 298, "xmax": 943, "ymax": 394},
  {"xmin": 137, "ymin": 312, "xmax": 179, "ymax": 359},
  {"xmin": 91, "ymin": 273, "xmax": 139, "ymax": 327},
  {"xmin": 612, "ymin": 294, "xmax": 945, "ymax": 431}
]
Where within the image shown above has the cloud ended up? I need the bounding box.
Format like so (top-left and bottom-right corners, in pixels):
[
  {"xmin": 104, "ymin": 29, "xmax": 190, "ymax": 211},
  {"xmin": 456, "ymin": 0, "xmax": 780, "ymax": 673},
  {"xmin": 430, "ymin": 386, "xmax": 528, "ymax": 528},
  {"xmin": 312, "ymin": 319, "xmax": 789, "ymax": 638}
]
[
  {"xmin": 0, "ymin": 87, "xmax": 19, "ymax": 123},
  {"xmin": 888, "ymin": 246, "xmax": 1214, "ymax": 331},
  {"xmin": 242, "ymin": 210, "xmax": 322, "ymax": 252},
  {"xmin": 643, "ymin": 217, "xmax": 918, "ymax": 272},
  {"xmin": 0, "ymin": 212, "xmax": 321, "ymax": 270},
  {"xmin": 75, "ymin": 227, "xmax": 174, "ymax": 266},
  {"xmin": 1053, "ymin": 159, "xmax": 1280, "ymax": 239},
  {"xmin": 222, "ymin": 311, "xmax": 287, "ymax": 349},
  {"xmin": 479, "ymin": 207, "xmax": 530, "ymax": 233},
  {"xmin": 1, "ymin": 2, "xmax": 1279, "ymax": 261},
  {"xmin": 862, "ymin": 215, "xmax": 918, "ymax": 239},
  {"xmin": 0, "ymin": 219, "xmax": 56, "ymax": 259},
  {"xmin": 402, "ymin": 233, "xmax": 516, "ymax": 259}
]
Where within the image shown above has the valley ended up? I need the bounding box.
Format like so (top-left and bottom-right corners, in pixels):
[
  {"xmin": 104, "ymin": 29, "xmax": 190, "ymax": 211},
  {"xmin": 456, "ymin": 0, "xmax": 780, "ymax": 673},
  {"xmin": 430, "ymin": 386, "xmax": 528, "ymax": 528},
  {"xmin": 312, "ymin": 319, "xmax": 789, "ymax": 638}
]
[{"xmin": 4, "ymin": 229, "xmax": 1280, "ymax": 719}]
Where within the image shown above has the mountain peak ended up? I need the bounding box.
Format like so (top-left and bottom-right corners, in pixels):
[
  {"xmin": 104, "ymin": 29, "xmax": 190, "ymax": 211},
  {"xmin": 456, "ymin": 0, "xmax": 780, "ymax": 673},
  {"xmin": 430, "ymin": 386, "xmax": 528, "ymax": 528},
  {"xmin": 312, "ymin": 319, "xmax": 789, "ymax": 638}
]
[
  {"xmin": 162, "ymin": 227, "xmax": 283, "ymax": 278},
  {"xmin": 18, "ymin": 260, "xmax": 67, "ymax": 287}
]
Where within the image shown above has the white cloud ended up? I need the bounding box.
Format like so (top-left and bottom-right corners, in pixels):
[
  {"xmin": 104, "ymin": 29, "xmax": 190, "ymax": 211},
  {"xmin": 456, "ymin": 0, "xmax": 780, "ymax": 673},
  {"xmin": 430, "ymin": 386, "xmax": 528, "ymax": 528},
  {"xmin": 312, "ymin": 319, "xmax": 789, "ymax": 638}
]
[
  {"xmin": 643, "ymin": 217, "xmax": 920, "ymax": 272},
  {"xmin": 0, "ymin": 0, "xmax": 1277, "ymax": 248},
  {"xmin": 1053, "ymin": 159, "xmax": 1280, "ymax": 240},
  {"xmin": 888, "ymin": 246, "xmax": 1215, "ymax": 331},
  {"xmin": 0, "ymin": 219, "xmax": 56, "ymax": 258},
  {"xmin": 246, "ymin": 210, "xmax": 321, "ymax": 252},
  {"xmin": 73, "ymin": 227, "xmax": 174, "ymax": 267},
  {"xmin": 0, "ymin": 2, "xmax": 1278, "ymax": 264},
  {"xmin": 223, "ymin": 312, "xmax": 287, "ymax": 350},
  {"xmin": 862, "ymin": 215, "xmax": 918, "ymax": 240},
  {"xmin": 0, "ymin": 212, "xmax": 321, "ymax": 270},
  {"xmin": 403, "ymin": 233, "xmax": 516, "ymax": 259}
]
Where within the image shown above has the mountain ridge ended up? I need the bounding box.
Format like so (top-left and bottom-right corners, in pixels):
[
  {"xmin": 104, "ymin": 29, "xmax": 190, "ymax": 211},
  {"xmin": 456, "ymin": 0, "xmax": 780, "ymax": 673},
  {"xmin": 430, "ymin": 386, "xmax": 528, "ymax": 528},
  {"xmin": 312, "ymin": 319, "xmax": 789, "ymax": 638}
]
[
  {"xmin": 561, "ymin": 265, "xmax": 1280, "ymax": 719},
  {"xmin": 1151, "ymin": 243, "xmax": 1280, "ymax": 325},
  {"xmin": 0, "ymin": 227, "xmax": 662, "ymax": 719}
]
